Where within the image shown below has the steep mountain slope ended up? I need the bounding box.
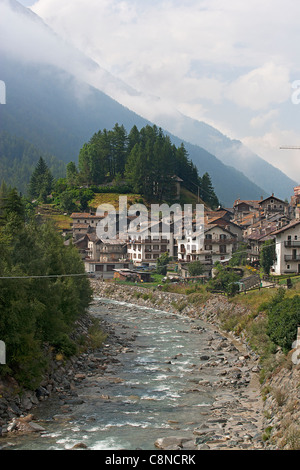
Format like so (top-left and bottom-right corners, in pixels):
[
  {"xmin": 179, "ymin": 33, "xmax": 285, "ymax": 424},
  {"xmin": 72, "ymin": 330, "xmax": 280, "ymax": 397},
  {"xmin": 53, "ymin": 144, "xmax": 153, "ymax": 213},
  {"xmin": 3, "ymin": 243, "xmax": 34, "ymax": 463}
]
[
  {"xmin": 157, "ymin": 113, "xmax": 297, "ymax": 200},
  {"xmin": 0, "ymin": 0, "xmax": 268, "ymax": 206},
  {"xmin": 23, "ymin": 0, "xmax": 298, "ymax": 201},
  {"xmin": 1, "ymin": 54, "xmax": 268, "ymax": 206},
  {"xmin": 0, "ymin": 130, "xmax": 66, "ymax": 195}
]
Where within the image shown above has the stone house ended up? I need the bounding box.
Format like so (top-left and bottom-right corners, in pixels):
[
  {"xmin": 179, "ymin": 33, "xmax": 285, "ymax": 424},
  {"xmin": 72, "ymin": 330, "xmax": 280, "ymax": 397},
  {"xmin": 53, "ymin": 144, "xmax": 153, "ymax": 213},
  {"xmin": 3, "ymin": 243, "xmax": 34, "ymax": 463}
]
[
  {"xmin": 258, "ymin": 194, "xmax": 288, "ymax": 217},
  {"xmin": 233, "ymin": 199, "xmax": 262, "ymax": 222}
]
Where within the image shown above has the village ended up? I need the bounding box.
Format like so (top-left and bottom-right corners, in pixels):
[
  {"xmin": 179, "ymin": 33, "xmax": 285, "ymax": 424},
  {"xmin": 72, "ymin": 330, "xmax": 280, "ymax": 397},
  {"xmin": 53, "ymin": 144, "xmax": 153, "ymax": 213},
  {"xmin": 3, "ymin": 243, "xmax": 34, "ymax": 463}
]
[{"xmin": 66, "ymin": 185, "xmax": 300, "ymax": 285}]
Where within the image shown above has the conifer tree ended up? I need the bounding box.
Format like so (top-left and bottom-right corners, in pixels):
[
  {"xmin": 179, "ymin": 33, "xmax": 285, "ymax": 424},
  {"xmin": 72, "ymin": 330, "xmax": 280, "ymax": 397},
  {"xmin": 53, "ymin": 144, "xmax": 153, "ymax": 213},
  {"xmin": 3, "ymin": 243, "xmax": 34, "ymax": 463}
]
[{"xmin": 28, "ymin": 157, "xmax": 53, "ymax": 202}]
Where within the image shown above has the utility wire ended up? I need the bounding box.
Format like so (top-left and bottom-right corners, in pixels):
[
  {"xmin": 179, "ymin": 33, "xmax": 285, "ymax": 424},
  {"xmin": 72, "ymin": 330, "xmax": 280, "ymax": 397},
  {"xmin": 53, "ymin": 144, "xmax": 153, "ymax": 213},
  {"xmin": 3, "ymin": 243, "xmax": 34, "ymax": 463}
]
[
  {"xmin": 0, "ymin": 238, "xmax": 287, "ymax": 279},
  {"xmin": 0, "ymin": 273, "xmax": 88, "ymax": 280},
  {"xmin": 0, "ymin": 223, "xmax": 296, "ymax": 279}
]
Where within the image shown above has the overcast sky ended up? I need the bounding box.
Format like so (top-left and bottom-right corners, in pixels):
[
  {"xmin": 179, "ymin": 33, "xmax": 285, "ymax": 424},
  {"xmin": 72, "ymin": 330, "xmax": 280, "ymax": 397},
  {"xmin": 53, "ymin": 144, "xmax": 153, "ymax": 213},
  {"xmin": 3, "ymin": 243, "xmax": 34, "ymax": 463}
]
[{"xmin": 14, "ymin": 0, "xmax": 300, "ymax": 181}]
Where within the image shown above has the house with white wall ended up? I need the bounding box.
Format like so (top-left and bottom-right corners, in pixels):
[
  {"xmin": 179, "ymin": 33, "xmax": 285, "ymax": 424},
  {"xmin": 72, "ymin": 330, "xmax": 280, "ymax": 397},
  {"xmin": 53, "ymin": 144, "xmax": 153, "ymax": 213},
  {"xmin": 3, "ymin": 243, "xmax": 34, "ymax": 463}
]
[
  {"xmin": 126, "ymin": 220, "xmax": 175, "ymax": 266},
  {"xmin": 272, "ymin": 219, "xmax": 300, "ymax": 275},
  {"xmin": 177, "ymin": 224, "xmax": 238, "ymax": 266}
]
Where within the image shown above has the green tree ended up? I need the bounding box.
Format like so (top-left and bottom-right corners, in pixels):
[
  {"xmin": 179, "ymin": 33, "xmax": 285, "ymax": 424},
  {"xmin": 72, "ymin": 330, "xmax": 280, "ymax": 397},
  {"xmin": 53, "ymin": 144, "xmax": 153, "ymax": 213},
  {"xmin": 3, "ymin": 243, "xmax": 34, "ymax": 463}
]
[
  {"xmin": 208, "ymin": 263, "xmax": 241, "ymax": 296},
  {"xmin": 66, "ymin": 162, "xmax": 78, "ymax": 187},
  {"xmin": 229, "ymin": 243, "xmax": 248, "ymax": 266},
  {"xmin": 156, "ymin": 252, "xmax": 171, "ymax": 275},
  {"xmin": 58, "ymin": 190, "xmax": 77, "ymax": 213},
  {"xmin": 266, "ymin": 292, "xmax": 300, "ymax": 352},
  {"xmin": 188, "ymin": 260, "xmax": 204, "ymax": 277},
  {"xmin": 200, "ymin": 172, "xmax": 219, "ymax": 208},
  {"xmin": 0, "ymin": 209, "xmax": 92, "ymax": 388},
  {"xmin": 260, "ymin": 239, "xmax": 276, "ymax": 275},
  {"xmin": 28, "ymin": 157, "xmax": 53, "ymax": 202}
]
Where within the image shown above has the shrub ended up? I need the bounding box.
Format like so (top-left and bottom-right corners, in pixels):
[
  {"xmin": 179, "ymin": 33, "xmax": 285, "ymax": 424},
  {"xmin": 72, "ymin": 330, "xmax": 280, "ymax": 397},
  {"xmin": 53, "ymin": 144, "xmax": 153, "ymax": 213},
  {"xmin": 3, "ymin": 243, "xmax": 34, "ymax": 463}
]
[
  {"xmin": 52, "ymin": 333, "xmax": 77, "ymax": 358},
  {"xmin": 285, "ymin": 426, "xmax": 300, "ymax": 450},
  {"xmin": 262, "ymin": 426, "xmax": 273, "ymax": 442},
  {"xmin": 266, "ymin": 294, "xmax": 300, "ymax": 352}
]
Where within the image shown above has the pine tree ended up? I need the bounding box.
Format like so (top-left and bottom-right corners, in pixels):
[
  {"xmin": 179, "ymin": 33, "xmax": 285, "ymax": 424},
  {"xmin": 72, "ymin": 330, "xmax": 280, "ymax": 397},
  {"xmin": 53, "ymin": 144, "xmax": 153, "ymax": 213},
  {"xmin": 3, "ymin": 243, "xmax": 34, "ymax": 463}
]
[
  {"xmin": 66, "ymin": 162, "xmax": 78, "ymax": 187},
  {"xmin": 200, "ymin": 172, "xmax": 219, "ymax": 208},
  {"xmin": 28, "ymin": 157, "xmax": 53, "ymax": 202}
]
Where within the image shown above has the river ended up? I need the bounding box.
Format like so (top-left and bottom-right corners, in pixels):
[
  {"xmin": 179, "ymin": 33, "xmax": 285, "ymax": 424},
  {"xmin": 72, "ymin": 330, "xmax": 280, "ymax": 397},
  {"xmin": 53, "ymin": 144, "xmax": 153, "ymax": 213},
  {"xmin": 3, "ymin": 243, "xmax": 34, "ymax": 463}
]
[{"xmin": 2, "ymin": 297, "xmax": 264, "ymax": 450}]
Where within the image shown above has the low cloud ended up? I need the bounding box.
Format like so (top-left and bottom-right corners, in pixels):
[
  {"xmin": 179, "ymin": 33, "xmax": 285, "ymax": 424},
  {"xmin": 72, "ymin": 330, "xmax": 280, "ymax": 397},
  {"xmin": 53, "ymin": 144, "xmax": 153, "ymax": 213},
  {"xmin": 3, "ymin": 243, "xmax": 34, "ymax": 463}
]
[
  {"xmin": 250, "ymin": 110, "xmax": 279, "ymax": 129},
  {"xmin": 2, "ymin": 0, "xmax": 300, "ymax": 183},
  {"xmin": 243, "ymin": 126, "xmax": 300, "ymax": 180},
  {"xmin": 226, "ymin": 63, "xmax": 291, "ymax": 111}
]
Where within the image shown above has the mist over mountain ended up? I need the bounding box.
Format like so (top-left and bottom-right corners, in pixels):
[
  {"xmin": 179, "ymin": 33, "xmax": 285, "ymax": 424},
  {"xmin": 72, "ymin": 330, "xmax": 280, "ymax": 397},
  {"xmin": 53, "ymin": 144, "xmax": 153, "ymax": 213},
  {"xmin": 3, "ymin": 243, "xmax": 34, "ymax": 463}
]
[
  {"xmin": 0, "ymin": 0, "xmax": 279, "ymax": 206},
  {"xmin": 154, "ymin": 112, "xmax": 297, "ymax": 200},
  {"xmin": 0, "ymin": 130, "xmax": 66, "ymax": 195}
]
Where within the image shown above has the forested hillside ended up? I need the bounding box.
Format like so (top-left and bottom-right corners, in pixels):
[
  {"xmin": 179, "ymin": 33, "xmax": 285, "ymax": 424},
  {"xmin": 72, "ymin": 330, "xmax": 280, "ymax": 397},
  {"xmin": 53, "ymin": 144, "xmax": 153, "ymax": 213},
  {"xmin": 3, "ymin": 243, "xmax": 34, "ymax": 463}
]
[
  {"xmin": 72, "ymin": 124, "xmax": 219, "ymax": 207},
  {"xmin": 0, "ymin": 131, "xmax": 66, "ymax": 195},
  {"xmin": 0, "ymin": 185, "xmax": 92, "ymax": 388}
]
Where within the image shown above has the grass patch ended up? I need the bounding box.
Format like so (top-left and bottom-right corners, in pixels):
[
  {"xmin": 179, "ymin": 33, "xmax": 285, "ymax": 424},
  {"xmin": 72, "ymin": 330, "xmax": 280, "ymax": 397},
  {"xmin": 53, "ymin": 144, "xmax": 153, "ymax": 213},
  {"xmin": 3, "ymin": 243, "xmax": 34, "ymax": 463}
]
[
  {"xmin": 36, "ymin": 204, "xmax": 73, "ymax": 230},
  {"xmin": 284, "ymin": 426, "xmax": 300, "ymax": 450},
  {"xmin": 88, "ymin": 193, "xmax": 146, "ymax": 211},
  {"xmin": 262, "ymin": 426, "xmax": 273, "ymax": 442},
  {"xmin": 87, "ymin": 318, "xmax": 108, "ymax": 350}
]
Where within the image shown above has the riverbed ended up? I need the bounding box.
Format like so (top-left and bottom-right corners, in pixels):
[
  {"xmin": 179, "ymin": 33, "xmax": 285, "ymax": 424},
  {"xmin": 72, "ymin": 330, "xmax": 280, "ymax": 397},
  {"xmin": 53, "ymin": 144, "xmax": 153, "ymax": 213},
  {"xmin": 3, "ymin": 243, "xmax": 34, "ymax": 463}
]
[{"xmin": 1, "ymin": 297, "xmax": 264, "ymax": 450}]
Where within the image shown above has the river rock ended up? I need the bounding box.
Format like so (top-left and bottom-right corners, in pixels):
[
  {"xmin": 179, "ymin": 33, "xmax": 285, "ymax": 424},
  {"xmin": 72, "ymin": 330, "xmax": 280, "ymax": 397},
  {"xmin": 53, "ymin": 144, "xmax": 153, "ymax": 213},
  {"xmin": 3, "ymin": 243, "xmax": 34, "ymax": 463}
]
[
  {"xmin": 154, "ymin": 436, "xmax": 191, "ymax": 449},
  {"xmin": 71, "ymin": 442, "xmax": 88, "ymax": 450}
]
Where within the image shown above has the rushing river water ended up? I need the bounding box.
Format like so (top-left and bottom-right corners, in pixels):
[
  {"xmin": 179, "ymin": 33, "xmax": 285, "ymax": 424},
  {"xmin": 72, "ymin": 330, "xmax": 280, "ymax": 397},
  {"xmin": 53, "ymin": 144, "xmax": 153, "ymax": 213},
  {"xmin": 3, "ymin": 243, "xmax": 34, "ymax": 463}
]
[{"xmin": 4, "ymin": 298, "xmax": 241, "ymax": 450}]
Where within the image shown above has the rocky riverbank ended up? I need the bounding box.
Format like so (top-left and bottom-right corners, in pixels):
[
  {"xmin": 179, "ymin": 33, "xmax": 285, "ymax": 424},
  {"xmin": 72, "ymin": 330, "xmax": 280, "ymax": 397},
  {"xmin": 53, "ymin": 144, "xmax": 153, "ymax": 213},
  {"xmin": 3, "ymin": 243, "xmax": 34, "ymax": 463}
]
[
  {"xmin": 91, "ymin": 280, "xmax": 300, "ymax": 451},
  {"xmin": 0, "ymin": 314, "xmax": 96, "ymax": 441},
  {"xmin": 1, "ymin": 279, "xmax": 299, "ymax": 450},
  {"xmin": 91, "ymin": 280, "xmax": 266, "ymax": 450},
  {"xmin": 0, "ymin": 309, "xmax": 138, "ymax": 448}
]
